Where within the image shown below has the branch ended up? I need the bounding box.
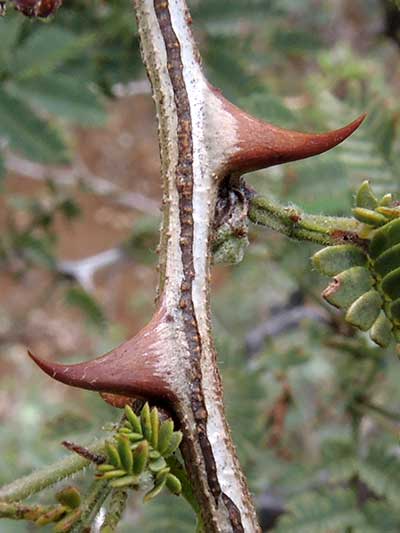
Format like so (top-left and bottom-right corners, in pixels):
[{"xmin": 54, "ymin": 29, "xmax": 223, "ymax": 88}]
[
  {"xmin": 22, "ymin": 0, "xmax": 365, "ymax": 530},
  {"xmin": 70, "ymin": 480, "xmax": 111, "ymax": 533},
  {"xmin": 0, "ymin": 501, "xmax": 60, "ymax": 521},
  {"xmin": 249, "ymin": 195, "xmax": 364, "ymax": 246},
  {"xmin": 99, "ymin": 489, "xmax": 128, "ymax": 532},
  {"xmin": 58, "ymin": 248, "xmax": 126, "ymax": 292},
  {"xmin": 0, "ymin": 440, "xmax": 105, "ymax": 503}
]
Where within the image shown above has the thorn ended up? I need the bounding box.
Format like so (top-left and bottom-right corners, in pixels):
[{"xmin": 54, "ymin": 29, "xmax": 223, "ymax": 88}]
[
  {"xmin": 28, "ymin": 303, "xmax": 173, "ymax": 401},
  {"xmin": 62, "ymin": 441, "xmax": 105, "ymax": 464},
  {"xmin": 213, "ymin": 87, "xmax": 366, "ymax": 174}
]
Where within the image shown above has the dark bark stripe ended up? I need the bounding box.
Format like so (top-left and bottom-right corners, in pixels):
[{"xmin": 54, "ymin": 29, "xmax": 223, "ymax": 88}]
[{"xmin": 153, "ymin": 1, "xmax": 244, "ymax": 530}]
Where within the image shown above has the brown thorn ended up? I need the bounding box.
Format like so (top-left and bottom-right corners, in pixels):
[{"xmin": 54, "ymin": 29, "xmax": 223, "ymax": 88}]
[
  {"xmin": 62, "ymin": 441, "xmax": 105, "ymax": 465},
  {"xmin": 28, "ymin": 303, "xmax": 173, "ymax": 402},
  {"xmin": 213, "ymin": 87, "xmax": 366, "ymax": 174}
]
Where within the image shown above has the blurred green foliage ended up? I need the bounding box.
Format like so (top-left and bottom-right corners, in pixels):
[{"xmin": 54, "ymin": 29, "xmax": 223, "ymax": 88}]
[{"xmin": 1, "ymin": 0, "xmax": 400, "ymax": 531}]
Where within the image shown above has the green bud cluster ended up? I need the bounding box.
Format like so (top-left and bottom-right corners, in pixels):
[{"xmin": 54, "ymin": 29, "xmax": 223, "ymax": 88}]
[
  {"xmin": 313, "ymin": 181, "xmax": 400, "ymax": 348},
  {"xmin": 212, "ymin": 192, "xmax": 249, "ymax": 265},
  {"xmin": 35, "ymin": 486, "xmax": 82, "ymax": 532},
  {"xmin": 213, "ymin": 223, "xmax": 249, "ymax": 265},
  {"xmin": 96, "ymin": 404, "xmax": 183, "ymax": 502}
]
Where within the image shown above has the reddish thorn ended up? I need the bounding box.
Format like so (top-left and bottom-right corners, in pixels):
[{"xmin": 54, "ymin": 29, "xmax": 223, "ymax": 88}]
[
  {"xmin": 231, "ymin": 112, "xmax": 366, "ymax": 173},
  {"xmin": 212, "ymin": 86, "xmax": 366, "ymax": 173},
  {"xmin": 27, "ymin": 303, "xmax": 173, "ymax": 402}
]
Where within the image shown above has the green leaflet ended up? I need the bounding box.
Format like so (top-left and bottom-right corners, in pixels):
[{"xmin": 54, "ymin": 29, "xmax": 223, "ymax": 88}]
[
  {"xmin": 0, "ymin": 88, "xmax": 69, "ymax": 164},
  {"xmin": 345, "ymin": 290, "xmax": 382, "ymax": 331},
  {"xmin": 56, "ymin": 486, "xmax": 81, "ymax": 510},
  {"xmin": 275, "ymin": 489, "xmax": 365, "ymax": 533},
  {"xmin": 11, "ymin": 75, "xmax": 106, "ymax": 126},
  {"xmin": 13, "ymin": 27, "xmax": 95, "ymax": 80},
  {"xmin": 322, "ymin": 267, "xmax": 373, "ymax": 309},
  {"xmin": 96, "ymin": 403, "xmax": 185, "ymax": 504},
  {"xmin": 124, "ymin": 405, "xmax": 142, "ymax": 435},
  {"xmin": 356, "ymin": 180, "xmax": 378, "ymax": 210},
  {"xmin": 358, "ymin": 447, "xmax": 400, "ymax": 508},
  {"xmin": 370, "ymin": 219, "xmax": 400, "ymax": 259},
  {"xmin": 312, "ymin": 244, "xmax": 367, "ymax": 277},
  {"xmin": 313, "ymin": 182, "xmax": 400, "ymax": 348},
  {"xmin": 370, "ymin": 312, "xmax": 393, "ymax": 348}
]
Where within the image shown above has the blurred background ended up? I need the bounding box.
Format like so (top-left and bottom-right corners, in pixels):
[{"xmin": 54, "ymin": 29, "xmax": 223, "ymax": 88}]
[{"xmin": 1, "ymin": 0, "xmax": 400, "ymax": 531}]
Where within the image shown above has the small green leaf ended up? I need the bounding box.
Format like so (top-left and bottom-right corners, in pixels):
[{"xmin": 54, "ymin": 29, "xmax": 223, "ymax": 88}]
[
  {"xmin": 352, "ymin": 207, "xmax": 387, "ymax": 227},
  {"xmin": 322, "ymin": 267, "xmax": 373, "ymax": 309},
  {"xmin": 393, "ymin": 328, "xmax": 400, "ymax": 342},
  {"xmin": 312, "ymin": 245, "xmax": 367, "ymax": 277},
  {"xmin": 163, "ymin": 431, "xmax": 183, "ymax": 457},
  {"xmin": 110, "ymin": 475, "xmax": 138, "ymax": 489},
  {"xmin": 143, "ymin": 478, "xmax": 167, "ymax": 502},
  {"xmin": 376, "ymin": 206, "xmax": 400, "ymax": 219},
  {"xmin": 11, "ymin": 75, "xmax": 106, "ymax": 126},
  {"xmin": 149, "ymin": 456, "xmax": 167, "ymax": 473},
  {"xmin": 126, "ymin": 432, "xmax": 144, "ymax": 442},
  {"xmin": 117, "ymin": 436, "xmax": 133, "ymax": 474},
  {"xmin": 373, "ymin": 243, "xmax": 400, "ymax": 278},
  {"xmin": 149, "ymin": 450, "xmax": 161, "ymax": 460},
  {"xmin": 100, "ymin": 470, "xmax": 127, "ymax": 480},
  {"xmin": 132, "ymin": 441, "xmax": 149, "ymax": 476},
  {"xmin": 97, "ymin": 464, "xmax": 115, "ymax": 473},
  {"xmin": 13, "ymin": 27, "xmax": 95, "ymax": 79},
  {"xmin": 166, "ymin": 473, "xmax": 183, "ymax": 495},
  {"xmin": 150, "ymin": 407, "xmax": 159, "ymax": 449},
  {"xmin": 356, "ymin": 180, "xmax": 378, "ymax": 210},
  {"xmin": 125, "ymin": 405, "xmax": 142, "ymax": 435},
  {"xmin": 56, "ymin": 486, "xmax": 81, "ymax": 509},
  {"xmin": 140, "ymin": 403, "xmax": 152, "ymax": 442},
  {"xmin": 0, "ymin": 88, "xmax": 69, "ymax": 164},
  {"xmin": 345, "ymin": 290, "xmax": 382, "ymax": 331},
  {"xmin": 381, "ymin": 267, "xmax": 400, "ymax": 300},
  {"xmin": 379, "ymin": 194, "xmax": 394, "ymax": 207},
  {"xmin": 158, "ymin": 420, "xmax": 174, "ymax": 455},
  {"xmin": 155, "ymin": 467, "xmax": 170, "ymax": 482},
  {"xmin": 370, "ymin": 312, "xmax": 393, "ymax": 348},
  {"xmin": 370, "ymin": 219, "xmax": 400, "ymax": 259},
  {"xmin": 389, "ymin": 298, "xmax": 400, "ymax": 324},
  {"xmin": 105, "ymin": 442, "xmax": 121, "ymax": 469}
]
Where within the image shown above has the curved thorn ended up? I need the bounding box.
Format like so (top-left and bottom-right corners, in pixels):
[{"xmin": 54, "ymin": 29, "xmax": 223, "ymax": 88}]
[
  {"xmin": 28, "ymin": 304, "xmax": 173, "ymax": 401},
  {"xmin": 213, "ymin": 88, "xmax": 366, "ymax": 173}
]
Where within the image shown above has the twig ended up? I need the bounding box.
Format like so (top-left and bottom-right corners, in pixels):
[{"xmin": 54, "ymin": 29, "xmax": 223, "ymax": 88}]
[
  {"xmin": 99, "ymin": 489, "xmax": 128, "ymax": 532},
  {"xmin": 58, "ymin": 248, "xmax": 126, "ymax": 292},
  {"xmin": 248, "ymin": 195, "xmax": 364, "ymax": 247},
  {"xmin": 0, "ymin": 439, "xmax": 105, "ymax": 503},
  {"xmin": 70, "ymin": 480, "xmax": 111, "ymax": 533},
  {"xmin": 0, "ymin": 501, "xmax": 61, "ymax": 521}
]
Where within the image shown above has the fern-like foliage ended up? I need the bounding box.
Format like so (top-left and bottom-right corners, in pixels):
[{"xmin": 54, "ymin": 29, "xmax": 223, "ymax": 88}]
[{"xmin": 275, "ymin": 489, "xmax": 365, "ymax": 533}]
